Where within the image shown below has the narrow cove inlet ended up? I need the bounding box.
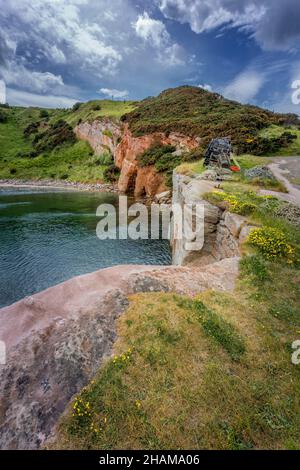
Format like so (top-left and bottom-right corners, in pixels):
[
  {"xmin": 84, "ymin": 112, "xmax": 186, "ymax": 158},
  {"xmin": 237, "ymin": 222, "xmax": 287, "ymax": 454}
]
[{"xmin": 0, "ymin": 187, "xmax": 171, "ymax": 308}]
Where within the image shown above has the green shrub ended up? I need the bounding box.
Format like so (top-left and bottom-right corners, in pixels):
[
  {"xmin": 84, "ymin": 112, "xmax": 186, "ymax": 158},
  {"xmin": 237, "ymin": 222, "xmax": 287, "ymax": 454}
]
[
  {"xmin": 103, "ymin": 164, "xmax": 120, "ymax": 183},
  {"xmin": 92, "ymin": 104, "xmax": 101, "ymax": 111},
  {"xmin": 138, "ymin": 144, "xmax": 176, "ymax": 167},
  {"xmin": 237, "ymin": 132, "xmax": 297, "ymax": 155},
  {"xmin": 33, "ymin": 120, "xmax": 76, "ymax": 153},
  {"xmin": 0, "ymin": 109, "xmax": 8, "ymax": 123},
  {"xmin": 72, "ymin": 102, "xmax": 83, "ymax": 112},
  {"xmin": 39, "ymin": 109, "xmax": 49, "ymax": 119}
]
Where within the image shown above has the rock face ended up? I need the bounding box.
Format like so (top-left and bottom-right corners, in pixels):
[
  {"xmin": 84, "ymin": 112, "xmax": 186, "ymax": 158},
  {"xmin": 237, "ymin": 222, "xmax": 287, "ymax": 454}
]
[
  {"xmin": 171, "ymin": 170, "xmax": 253, "ymax": 266},
  {"xmin": 0, "ymin": 260, "xmax": 240, "ymax": 450},
  {"xmin": 74, "ymin": 119, "xmax": 200, "ymax": 197},
  {"xmin": 115, "ymin": 124, "xmax": 200, "ymax": 197},
  {"xmin": 74, "ymin": 119, "xmax": 121, "ymax": 156}
]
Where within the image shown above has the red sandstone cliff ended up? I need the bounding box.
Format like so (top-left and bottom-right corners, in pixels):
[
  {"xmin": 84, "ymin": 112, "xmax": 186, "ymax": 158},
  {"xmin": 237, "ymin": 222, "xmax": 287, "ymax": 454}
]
[
  {"xmin": 75, "ymin": 119, "xmax": 200, "ymax": 197},
  {"xmin": 115, "ymin": 124, "xmax": 200, "ymax": 197}
]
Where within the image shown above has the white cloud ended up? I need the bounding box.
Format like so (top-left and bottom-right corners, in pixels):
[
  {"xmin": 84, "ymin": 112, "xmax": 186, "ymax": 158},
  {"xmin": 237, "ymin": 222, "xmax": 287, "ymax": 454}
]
[
  {"xmin": 6, "ymin": 88, "xmax": 78, "ymax": 108},
  {"xmin": 198, "ymin": 83, "xmax": 212, "ymax": 92},
  {"xmin": 158, "ymin": 43, "xmax": 185, "ymax": 67},
  {"xmin": 0, "ymin": 0, "xmax": 123, "ymax": 77},
  {"xmin": 133, "ymin": 12, "xmax": 169, "ymax": 47},
  {"xmin": 223, "ymin": 70, "xmax": 266, "ymax": 103},
  {"xmin": 159, "ymin": 0, "xmax": 300, "ymax": 51},
  {"xmin": 133, "ymin": 11, "xmax": 186, "ymax": 68},
  {"xmin": 2, "ymin": 64, "xmax": 64, "ymax": 94},
  {"xmin": 98, "ymin": 88, "xmax": 129, "ymax": 99}
]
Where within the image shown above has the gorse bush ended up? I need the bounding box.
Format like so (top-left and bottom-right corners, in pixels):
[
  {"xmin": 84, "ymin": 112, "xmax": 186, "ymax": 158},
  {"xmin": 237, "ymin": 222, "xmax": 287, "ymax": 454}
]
[
  {"xmin": 31, "ymin": 120, "xmax": 76, "ymax": 153},
  {"xmin": 122, "ymin": 87, "xmax": 298, "ymax": 154},
  {"xmin": 138, "ymin": 144, "xmax": 176, "ymax": 167},
  {"xmin": 237, "ymin": 132, "xmax": 297, "ymax": 156},
  {"xmin": 248, "ymin": 227, "xmax": 295, "ymax": 262}
]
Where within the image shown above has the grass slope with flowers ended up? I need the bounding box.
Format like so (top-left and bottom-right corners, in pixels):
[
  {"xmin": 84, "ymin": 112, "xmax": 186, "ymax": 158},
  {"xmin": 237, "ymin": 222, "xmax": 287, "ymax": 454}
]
[{"xmin": 51, "ymin": 175, "xmax": 300, "ymax": 450}]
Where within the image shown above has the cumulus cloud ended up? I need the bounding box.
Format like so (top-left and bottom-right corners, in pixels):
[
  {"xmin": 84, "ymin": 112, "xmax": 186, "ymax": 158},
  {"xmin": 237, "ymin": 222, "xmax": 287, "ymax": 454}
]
[
  {"xmin": 198, "ymin": 83, "xmax": 212, "ymax": 92},
  {"xmin": 98, "ymin": 88, "xmax": 129, "ymax": 99},
  {"xmin": 134, "ymin": 12, "xmax": 169, "ymax": 47},
  {"xmin": 6, "ymin": 88, "xmax": 78, "ymax": 108},
  {"xmin": 2, "ymin": 64, "xmax": 64, "ymax": 94},
  {"xmin": 158, "ymin": 0, "xmax": 300, "ymax": 51},
  {"xmin": 0, "ymin": 0, "xmax": 123, "ymax": 78},
  {"xmin": 223, "ymin": 70, "xmax": 266, "ymax": 103},
  {"xmin": 133, "ymin": 11, "xmax": 186, "ymax": 67}
]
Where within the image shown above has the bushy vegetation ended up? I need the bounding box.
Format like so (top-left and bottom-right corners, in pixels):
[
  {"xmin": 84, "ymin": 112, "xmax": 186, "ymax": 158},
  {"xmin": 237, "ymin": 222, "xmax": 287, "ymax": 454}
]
[
  {"xmin": 248, "ymin": 227, "xmax": 295, "ymax": 262},
  {"xmin": 28, "ymin": 120, "xmax": 76, "ymax": 153},
  {"xmin": 0, "ymin": 103, "xmax": 130, "ymax": 183},
  {"xmin": 138, "ymin": 142, "xmax": 203, "ymax": 186},
  {"xmin": 122, "ymin": 87, "xmax": 298, "ymax": 155},
  {"xmin": 103, "ymin": 164, "xmax": 120, "ymax": 183},
  {"xmin": 0, "ymin": 108, "xmax": 8, "ymax": 123},
  {"xmin": 237, "ymin": 131, "xmax": 297, "ymax": 156}
]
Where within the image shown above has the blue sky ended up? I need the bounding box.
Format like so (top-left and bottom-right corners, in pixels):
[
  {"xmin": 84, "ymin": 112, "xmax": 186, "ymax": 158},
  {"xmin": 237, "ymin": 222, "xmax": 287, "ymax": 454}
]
[{"xmin": 0, "ymin": 0, "xmax": 300, "ymax": 114}]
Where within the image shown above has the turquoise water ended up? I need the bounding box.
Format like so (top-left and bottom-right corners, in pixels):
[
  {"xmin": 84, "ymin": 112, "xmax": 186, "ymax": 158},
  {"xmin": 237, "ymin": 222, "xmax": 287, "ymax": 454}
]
[{"xmin": 0, "ymin": 187, "xmax": 171, "ymax": 308}]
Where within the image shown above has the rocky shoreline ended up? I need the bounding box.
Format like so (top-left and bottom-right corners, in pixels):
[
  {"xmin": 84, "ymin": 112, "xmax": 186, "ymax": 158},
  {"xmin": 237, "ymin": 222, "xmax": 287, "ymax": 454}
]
[{"xmin": 0, "ymin": 178, "xmax": 118, "ymax": 193}]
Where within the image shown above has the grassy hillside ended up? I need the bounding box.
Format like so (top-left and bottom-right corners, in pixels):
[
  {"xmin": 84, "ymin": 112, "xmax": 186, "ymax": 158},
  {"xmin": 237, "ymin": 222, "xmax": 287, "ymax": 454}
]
[
  {"xmin": 0, "ymin": 101, "xmax": 136, "ymax": 183},
  {"xmin": 260, "ymin": 125, "xmax": 300, "ymax": 156},
  {"xmin": 123, "ymin": 87, "xmax": 297, "ymax": 139},
  {"xmin": 1, "ymin": 88, "xmax": 299, "ymax": 185},
  {"xmin": 52, "ymin": 180, "xmax": 300, "ymax": 450}
]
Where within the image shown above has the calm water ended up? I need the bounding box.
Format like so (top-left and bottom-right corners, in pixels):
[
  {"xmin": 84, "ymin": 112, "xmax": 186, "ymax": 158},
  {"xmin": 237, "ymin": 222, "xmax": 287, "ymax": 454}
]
[{"xmin": 0, "ymin": 187, "xmax": 171, "ymax": 308}]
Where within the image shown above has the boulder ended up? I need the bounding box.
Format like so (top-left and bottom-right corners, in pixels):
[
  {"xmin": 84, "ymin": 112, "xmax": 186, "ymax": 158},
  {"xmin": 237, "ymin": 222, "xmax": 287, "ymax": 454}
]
[
  {"xmin": 245, "ymin": 166, "xmax": 275, "ymax": 180},
  {"xmin": 154, "ymin": 190, "xmax": 171, "ymax": 203},
  {"xmin": 224, "ymin": 212, "xmax": 247, "ymax": 238}
]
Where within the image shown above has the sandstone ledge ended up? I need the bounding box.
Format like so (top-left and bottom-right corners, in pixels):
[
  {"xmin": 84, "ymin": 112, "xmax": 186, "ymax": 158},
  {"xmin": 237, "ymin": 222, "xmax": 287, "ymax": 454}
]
[{"xmin": 0, "ymin": 259, "xmax": 239, "ymax": 449}]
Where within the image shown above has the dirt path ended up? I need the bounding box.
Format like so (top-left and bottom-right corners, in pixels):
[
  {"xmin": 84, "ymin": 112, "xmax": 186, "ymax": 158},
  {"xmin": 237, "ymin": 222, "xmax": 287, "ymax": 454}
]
[{"xmin": 259, "ymin": 156, "xmax": 300, "ymax": 206}]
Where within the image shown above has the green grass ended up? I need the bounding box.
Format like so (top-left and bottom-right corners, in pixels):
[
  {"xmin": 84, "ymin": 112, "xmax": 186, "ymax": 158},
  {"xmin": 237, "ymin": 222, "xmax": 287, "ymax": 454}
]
[
  {"xmin": 51, "ymin": 100, "xmax": 137, "ymax": 127},
  {"xmin": 259, "ymin": 125, "xmax": 300, "ymax": 156},
  {"xmin": 0, "ymin": 102, "xmax": 136, "ymax": 183},
  {"xmin": 49, "ymin": 155, "xmax": 300, "ymax": 450},
  {"xmin": 52, "ymin": 254, "xmax": 300, "ymax": 449}
]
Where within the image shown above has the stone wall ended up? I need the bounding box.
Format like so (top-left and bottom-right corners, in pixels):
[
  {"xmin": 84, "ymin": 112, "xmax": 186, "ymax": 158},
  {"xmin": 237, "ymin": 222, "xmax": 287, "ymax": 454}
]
[{"xmin": 171, "ymin": 170, "xmax": 253, "ymax": 266}]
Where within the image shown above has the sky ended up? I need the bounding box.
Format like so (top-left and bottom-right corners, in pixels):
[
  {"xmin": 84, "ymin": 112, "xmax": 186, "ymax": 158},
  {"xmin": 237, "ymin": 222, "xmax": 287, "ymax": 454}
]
[{"xmin": 0, "ymin": 0, "xmax": 300, "ymax": 114}]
